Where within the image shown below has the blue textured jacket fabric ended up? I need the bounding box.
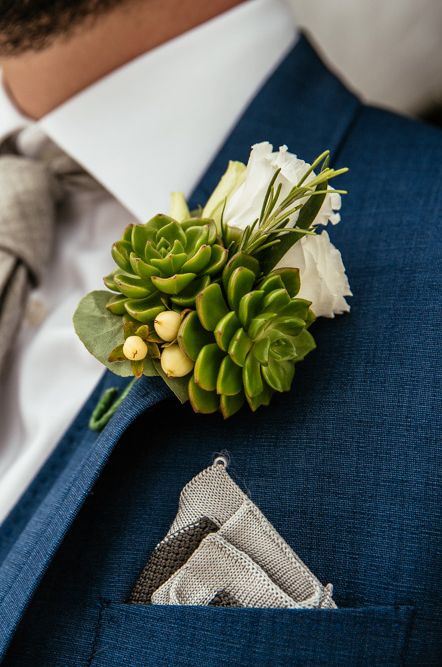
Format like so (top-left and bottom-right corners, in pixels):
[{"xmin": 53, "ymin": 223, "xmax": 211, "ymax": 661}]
[{"xmin": 0, "ymin": 36, "xmax": 441, "ymax": 666}]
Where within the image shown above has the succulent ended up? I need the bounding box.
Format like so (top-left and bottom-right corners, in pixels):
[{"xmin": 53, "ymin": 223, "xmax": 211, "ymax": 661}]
[
  {"xmin": 104, "ymin": 214, "xmax": 228, "ymax": 324},
  {"xmin": 177, "ymin": 253, "xmax": 316, "ymax": 418}
]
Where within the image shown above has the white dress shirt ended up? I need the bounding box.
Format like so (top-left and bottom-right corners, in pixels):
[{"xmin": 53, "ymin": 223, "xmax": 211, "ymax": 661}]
[{"xmin": 0, "ymin": 0, "xmax": 297, "ymax": 523}]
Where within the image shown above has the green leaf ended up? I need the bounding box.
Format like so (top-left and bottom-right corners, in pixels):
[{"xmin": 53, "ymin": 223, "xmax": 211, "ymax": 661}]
[
  {"xmin": 271, "ymin": 316, "xmax": 305, "ymax": 338},
  {"xmin": 125, "ymin": 293, "xmax": 165, "ymax": 324},
  {"xmin": 103, "ymin": 272, "xmax": 119, "ymax": 292},
  {"xmin": 144, "ymin": 241, "xmax": 162, "ymax": 262},
  {"xmin": 106, "ymin": 294, "xmax": 128, "ymax": 316},
  {"xmin": 180, "ymin": 244, "xmax": 212, "ymax": 273},
  {"xmin": 261, "ymin": 358, "xmax": 295, "ymax": 392},
  {"xmin": 248, "ymin": 312, "xmax": 274, "ymax": 339},
  {"xmin": 220, "ymin": 391, "xmax": 245, "ymax": 419},
  {"xmin": 269, "ymin": 338, "xmax": 298, "ymax": 362},
  {"xmin": 188, "ymin": 375, "xmax": 219, "ymax": 414},
  {"xmin": 155, "ymin": 218, "xmax": 185, "ymax": 246},
  {"xmin": 279, "ymin": 299, "xmax": 312, "ymax": 320},
  {"xmin": 262, "ymin": 288, "xmax": 291, "ymax": 313},
  {"xmin": 194, "ymin": 344, "xmax": 225, "ymax": 392},
  {"xmin": 217, "ymin": 356, "xmax": 243, "ymax": 396},
  {"xmin": 135, "ymin": 324, "xmax": 150, "ymax": 339},
  {"xmin": 146, "ymin": 213, "xmax": 174, "ymax": 239},
  {"xmin": 151, "ymin": 272, "xmax": 197, "ymax": 295},
  {"xmin": 196, "ymin": 283, "xmax": 229, "ymax": 331},
  {"xmin": 73, "ymin": 290, "xmax": 133, "ymax": 377},
  {"xmin": 184, "ymin": 225, "xmax": 209, "ymax": 254},
  {"xmin": 114, "ymin": 273, "xmax": 152, "ymax": 299},
  {"xmin": 259, "ymin": 229, "xmax": 310, "ymax": 274},
  {"xmin": 228, "ymin": 327, "xmax": 253, "ymax": 367},
  {"xmin": 292, "ymin": 329, "xmax": 316, "ymax": 361},
  {"xmin": 181, "ymin": 217, "xmax": 217, "ymax": 231},
  {"xmin": 131, "ymin": 224, "xmax": 151, "ymax": 257},
  {"xmin": 258, "ymin": 274, "xmax": 285, "ymax": 295},
  {"xmin": 177, "ymin": 311, "xmax": 213, "ymax": 361},
  {"xmin": 222, "ymin": 252, "xmax": 260, "ymax": 292},
  {"xmin": 108, "ymin": 344, "xmax": 125, "ymax": 362},
  {"xmin": 150, "ymin": 253, "xmax": 187, "ymax": 276},
  {"xmin": 227, "ymin": 267, "xmax": 256, "ymax": 312},
  {"xmin": 305, "ymin": 308, "xmax": 316, "ymax": 328},
  {"xmin": 203, "ymin": 245, "xmax": 228, "ymax": 276},
  {"xmin": 271, "ymin": 268, "xmax": 300, "ymax": 297},
  {"xmin": 129, "ymin": 252, "xmax": 160, "ymax": 286},
  {"xmin": 170, "ymin": 275, "xmax": 211, "ymax": 307},
  {"xmin": 123, "ymin": 224, "xmax": 134, "ymax": 242},
  {"xmin": 147, "ymin": 342, "xmax": 161, "ymax": 359},
  {"xmin": 246, "ymin": 384, "xmax": 273, "ymax": 412},
  {"xmin": 252, "ymin": 338, "xmax": 271, "ymax": 365},
  {"xmin": 243, "ymin": 353, "xmax": 264, "ymax": 398},
  {"xmin": 238, "ymin": 290, "xmax": 264, "ymax": 330},
  {"xmin": 123, "ymin": 320, "xmax": 137, "ymax": 339},
  {"xmin": 131, "ymin": 359, "xmax": 144, "ymax": 378},
  {"xmin": 214, "ymin": 311, "xmax": 240, "ymax": 352},
  {"xmin": 111, "ymin": 241, "xmax": 132, "ymax": 272},
  {"xmin": 296, "ymin": 182, "xmax": 329, "ymax": 230}
]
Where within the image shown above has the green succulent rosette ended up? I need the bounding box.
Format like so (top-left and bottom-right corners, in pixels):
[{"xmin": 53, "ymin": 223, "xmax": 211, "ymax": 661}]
[
  {"xmin": 177, "ymin": 252, "xmax": 316, "ymax": 418},
  {"xmin": 104, "ymin": 214, "xmax": 228, "ymax": 323}
]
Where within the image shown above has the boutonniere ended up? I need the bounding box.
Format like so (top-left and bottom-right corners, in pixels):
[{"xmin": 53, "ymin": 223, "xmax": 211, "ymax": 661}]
[{"xmin": 74, "ymin": 142, "xmax": 351, "ymax": 426}]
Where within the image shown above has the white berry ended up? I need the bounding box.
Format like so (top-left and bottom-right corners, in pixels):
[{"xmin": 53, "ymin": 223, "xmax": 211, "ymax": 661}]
[
  {"xmin": 160, "ymin": 344, "xmax": 194, "ymax": 377},
  {"xmin": 123, "ymin": 335, "xmax": 148, "ymax": 361},
  {"xmin": 154, "ymin": 310, "xmax": 181, "ymax": 342}
]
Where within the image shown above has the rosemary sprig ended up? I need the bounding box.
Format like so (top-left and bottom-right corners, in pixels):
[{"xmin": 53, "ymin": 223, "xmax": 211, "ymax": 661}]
[{"xmin": 232, "ymin": 150, "xmax": 348, "ymax": 258}]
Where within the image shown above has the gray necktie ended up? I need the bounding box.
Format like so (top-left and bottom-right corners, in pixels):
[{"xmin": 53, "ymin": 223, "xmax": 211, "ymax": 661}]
[{"xmin": 0, "ymin": 137, "xmax": 98, "ymax": 377}]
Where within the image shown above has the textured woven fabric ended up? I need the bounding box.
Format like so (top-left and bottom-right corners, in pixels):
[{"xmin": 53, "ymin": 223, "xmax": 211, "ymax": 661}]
[
  {"xmin": 152, "ymin": 533, "xmax": 300, "ymax": 607},
  {"xmin": 208, "ymin": 590, "xmax": 242, "ymax": 607},
  {"xmin": 168, "ymin": 461, "xmax": 244, "ymax": 534},
  {"xmin": 149, "ymin": 463, "xmax": 335, "ymax": 608},
  {"xmin": 129, "ymin": 516, "xmax": 218, "ymax": 604},
  {"xmin": 0, "ymin": 36, "xmax": 441, "ymax": 666},
  {"xmin": 0, "ymin": 155, "xmax": 57, "ymax": 375},
  {"xmin": 0, "ymin": 139, "xmax": 96, "ymax": 376}
]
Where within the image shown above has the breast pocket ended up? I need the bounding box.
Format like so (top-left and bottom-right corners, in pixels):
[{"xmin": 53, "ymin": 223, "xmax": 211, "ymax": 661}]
[{"xmin": 89, "ymin": 602, "xmax": 414, "ymax": 667}]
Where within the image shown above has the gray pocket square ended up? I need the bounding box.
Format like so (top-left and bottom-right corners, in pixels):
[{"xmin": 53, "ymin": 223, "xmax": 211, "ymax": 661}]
[{"xmin": 130, "ymin": 461, "xmax": 335, "ymax": 609}]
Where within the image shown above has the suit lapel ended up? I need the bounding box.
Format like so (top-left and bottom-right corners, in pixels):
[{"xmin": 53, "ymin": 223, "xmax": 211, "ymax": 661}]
[{"xmin": 0, "ymin": 35, "xmax": 360, "ymax": 655}]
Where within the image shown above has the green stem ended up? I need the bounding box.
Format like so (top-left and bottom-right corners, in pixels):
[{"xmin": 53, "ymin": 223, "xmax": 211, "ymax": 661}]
[{"xmin": 89, "ymin": 378, "xmax": 137, "ymax": 432}]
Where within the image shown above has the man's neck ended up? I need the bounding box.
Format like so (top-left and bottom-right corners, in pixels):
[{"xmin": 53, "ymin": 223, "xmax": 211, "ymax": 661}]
[{"xmin": 1, "ymin": 0, "xmax": 243, "ymax": 120}]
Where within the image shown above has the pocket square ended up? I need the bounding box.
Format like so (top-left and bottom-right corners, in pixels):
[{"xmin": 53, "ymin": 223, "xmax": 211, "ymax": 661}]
[{"xmin": 129, "ymin": 461, "xmax": 335, "ymax": 609}]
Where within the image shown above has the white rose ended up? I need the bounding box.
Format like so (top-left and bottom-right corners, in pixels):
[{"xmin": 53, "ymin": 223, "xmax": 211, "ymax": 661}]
[
  {"xmin": 220, "ymin": 141, "xmax": 341, "ymax": 230},
  {"xmin": 277, "ymin": 231, "xmax": 352, "ymax": 318}
]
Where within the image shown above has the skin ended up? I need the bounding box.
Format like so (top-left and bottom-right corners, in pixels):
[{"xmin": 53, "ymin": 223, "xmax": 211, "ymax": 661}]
[{"xmin": 1, "ymin": 0, "xmax": 243, "ymax": 120}]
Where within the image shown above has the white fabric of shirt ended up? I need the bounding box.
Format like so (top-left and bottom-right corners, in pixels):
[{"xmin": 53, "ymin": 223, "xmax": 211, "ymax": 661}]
[{"xmin": 0, "ymin": 0, "xmax": 297, "ymax": 523}]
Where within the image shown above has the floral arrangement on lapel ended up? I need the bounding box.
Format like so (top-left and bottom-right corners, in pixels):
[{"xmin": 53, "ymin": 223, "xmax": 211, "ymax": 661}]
[{"xmin": 74, "ymin": 142, "xmax": 351, "ymax": 421}]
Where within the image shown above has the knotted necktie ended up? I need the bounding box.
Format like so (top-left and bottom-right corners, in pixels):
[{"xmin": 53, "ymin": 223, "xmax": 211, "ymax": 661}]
[{"xmin": 0, "ymin": 136, "xmax": 98, "ymax": 376}]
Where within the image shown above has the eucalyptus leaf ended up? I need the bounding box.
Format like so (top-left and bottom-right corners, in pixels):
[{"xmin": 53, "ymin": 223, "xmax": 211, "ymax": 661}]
[
  {"xmin": 73, "ymin": 290, "xmax": 134, "ymax": 377},
  {"xmin": 73, "ymin": 290, "xmax": 189, "ymax": 403}
]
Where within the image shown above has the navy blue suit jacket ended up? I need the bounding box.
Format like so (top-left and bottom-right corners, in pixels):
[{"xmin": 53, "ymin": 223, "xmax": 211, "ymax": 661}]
[{"xmin": 0, "ymin": 37, "xmax": 441, "ymax": 666}]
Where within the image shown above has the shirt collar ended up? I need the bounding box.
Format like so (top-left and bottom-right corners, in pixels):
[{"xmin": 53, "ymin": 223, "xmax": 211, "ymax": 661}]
[{"xmin": 1, "ymin": 0, "xmax": 297, "ymax": 221}]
